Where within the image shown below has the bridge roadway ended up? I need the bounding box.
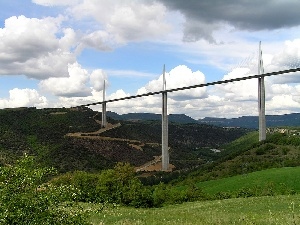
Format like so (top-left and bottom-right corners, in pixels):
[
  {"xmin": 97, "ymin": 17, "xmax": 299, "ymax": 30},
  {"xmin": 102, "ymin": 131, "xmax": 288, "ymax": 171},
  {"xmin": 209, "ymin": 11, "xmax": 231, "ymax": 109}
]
[{"xmin": 80, "ymin": 67, "xmax": 300, "ymax": 107}]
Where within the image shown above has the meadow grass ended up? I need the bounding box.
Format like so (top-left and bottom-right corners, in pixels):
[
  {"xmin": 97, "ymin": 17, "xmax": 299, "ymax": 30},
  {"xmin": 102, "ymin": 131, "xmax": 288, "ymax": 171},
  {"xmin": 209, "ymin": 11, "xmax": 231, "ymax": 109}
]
[
  {"xmin": 87, "ymin": 194, "xmax": 300, "ymax": 224},
  {"xmin": 195, "ymin": 166, "xmax": 300, "ymax": 195}
]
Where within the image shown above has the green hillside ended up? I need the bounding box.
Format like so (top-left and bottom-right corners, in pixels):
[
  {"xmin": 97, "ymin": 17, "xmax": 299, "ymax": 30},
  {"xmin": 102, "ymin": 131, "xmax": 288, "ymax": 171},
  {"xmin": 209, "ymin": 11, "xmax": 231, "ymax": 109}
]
[
  {"xmin": 174, "ymin": 129, "xmax": 300, "ymax": 187},
  {"xmin": 196, "ymin": 167, "xmax": 300, "ymax": 197},
  {"xmin": 0, "ymin": 107, "xmax": 249, "ymax": 172}
]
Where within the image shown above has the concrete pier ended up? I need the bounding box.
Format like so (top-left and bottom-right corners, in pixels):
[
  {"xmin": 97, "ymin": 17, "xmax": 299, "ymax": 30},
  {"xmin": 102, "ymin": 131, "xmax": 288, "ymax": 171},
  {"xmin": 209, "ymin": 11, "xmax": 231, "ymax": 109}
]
[
  {"xmin": 161, "ymin": 65, "xmax": 169, "ymax": 171},
  {"xmin": 101, "ymin": 80, "xmax": 107, "ymax": 128},
  {"xmin": 258, "ymin": 42, "xmax": 266, "ymax": 141}
]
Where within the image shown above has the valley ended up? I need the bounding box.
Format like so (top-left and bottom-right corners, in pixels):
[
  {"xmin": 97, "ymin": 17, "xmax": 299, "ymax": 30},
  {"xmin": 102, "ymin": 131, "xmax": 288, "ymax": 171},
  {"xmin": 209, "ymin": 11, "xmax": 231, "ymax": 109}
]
[{"xmin": 1, "ymin": 107, "xmax": 300, "ymax": 224}]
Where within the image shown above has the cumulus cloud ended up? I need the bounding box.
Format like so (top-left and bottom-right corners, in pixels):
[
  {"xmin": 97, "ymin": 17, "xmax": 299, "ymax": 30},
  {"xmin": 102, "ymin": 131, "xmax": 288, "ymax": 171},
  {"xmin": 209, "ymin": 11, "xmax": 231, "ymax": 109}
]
[
  {"xmin": 265, "ymin": 39, "xmax": 300, "ymax": 84},
  {"xmin": 33, "ymin": 0, "xmax": 171, "ymax": 46},
  {"xmin": 45, "ymin": 0, "xmax": 171, "ymax": 44},
  {"xmin": 0, "ymin": 15, "xmax": 77, "ymax": 79},
  {"xmin": 142, "ymin": 65, "xmax": 207, "ymax": 100},
  {"xmin": 39, "ymin": 63, "xmax": 108, "ymax": 98},
  {"xmin": 79, "ymin": 31, "xmax": 114, "ymax": 51},
  {"xmin": 267, "ymin": 95, "xmax": 300, "ymax": 113},
  {"xmin": 107, "ymin": 91, "xmax": 161, "ymax": 115},
  {"xmin": 90, "ymin": 69, "xmax": 108, "ymax": 92},
  {"xmin": 0, "ymin": 88, "xmax": 48, "ymax": 108},
  {"xmin": 39, "ymin": 63, "xmax": 91, "ymax": 97},
  {"xmin": 217, "ymin": 68, "xmax": 258, "ymax": 101}
]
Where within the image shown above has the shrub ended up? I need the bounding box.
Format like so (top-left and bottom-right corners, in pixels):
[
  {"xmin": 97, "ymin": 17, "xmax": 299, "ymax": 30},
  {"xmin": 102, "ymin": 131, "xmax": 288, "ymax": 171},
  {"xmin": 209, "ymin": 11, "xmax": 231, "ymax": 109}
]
[
  {"xmin": 214, "ymin": 191, "xmax": 232, "ymax": 200},
  {"xmin": 96, "ymin": 162, "xmax": 154, "ymax": 207},
  {"xmin": 152, "ymin": 183, "xmax": 168, "ymax": 207},
  {"xmin": 0, "ymin": 155, "xmax": 90, "ymax": 225},
  {"xmin": 235, "ymin": 187, "xmax": 256, "ymax": 198},
  {"xmin": 255, "ymin": 143, "xmax": 275, "ymax": 155}
]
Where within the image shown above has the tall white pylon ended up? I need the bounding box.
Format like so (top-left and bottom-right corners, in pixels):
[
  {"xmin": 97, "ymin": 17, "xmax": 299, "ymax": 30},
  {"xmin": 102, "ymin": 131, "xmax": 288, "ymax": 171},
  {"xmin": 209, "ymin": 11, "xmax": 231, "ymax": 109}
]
[
  {"xmin": 258, "ymin": 41, "xmax": 266, "ymax": 141},
  {"xmin": 102, "ymin": 80, "xmax": 107, "ymax": 128},
  {"xmin": 161, "ymin": 64, "xmax": 169, "ymax": 171}
]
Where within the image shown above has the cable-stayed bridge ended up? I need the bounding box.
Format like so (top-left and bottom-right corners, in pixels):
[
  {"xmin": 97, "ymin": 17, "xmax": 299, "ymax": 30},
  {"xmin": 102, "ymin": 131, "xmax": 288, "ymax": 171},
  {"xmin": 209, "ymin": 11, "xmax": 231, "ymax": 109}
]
[{"xmin": 75, "ymin": 43, "xmax": 300, "ymax": 171}]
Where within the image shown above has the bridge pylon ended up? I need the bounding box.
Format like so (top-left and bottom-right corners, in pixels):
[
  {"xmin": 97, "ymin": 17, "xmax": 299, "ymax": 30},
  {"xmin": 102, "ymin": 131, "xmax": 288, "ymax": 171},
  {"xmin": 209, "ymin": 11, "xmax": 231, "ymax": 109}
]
[
  {"xmin": 101, "ymin": 80, "xmax": 107, "ymax": 128},
  {"xmin": 161, "ymin": 65, "xmax": 169, "ymax": 171},
  {"xmin": 258, "ymin": 41, "xmax": 266, "ymax": 141}
]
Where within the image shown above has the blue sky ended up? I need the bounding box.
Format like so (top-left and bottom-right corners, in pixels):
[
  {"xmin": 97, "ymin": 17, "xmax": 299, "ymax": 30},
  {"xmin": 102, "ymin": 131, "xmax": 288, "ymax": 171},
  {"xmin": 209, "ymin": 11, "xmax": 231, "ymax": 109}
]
[{"xmin": 0, "ymin": 0, "xmax": 300, "ymax": 118}]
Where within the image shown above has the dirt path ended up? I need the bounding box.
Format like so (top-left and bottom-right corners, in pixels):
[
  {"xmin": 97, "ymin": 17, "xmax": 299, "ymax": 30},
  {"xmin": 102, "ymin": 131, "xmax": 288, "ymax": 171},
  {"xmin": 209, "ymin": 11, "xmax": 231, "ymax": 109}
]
[{"xmin": 65, "ymin": 114, "xmax": 147, "ymax": 149}]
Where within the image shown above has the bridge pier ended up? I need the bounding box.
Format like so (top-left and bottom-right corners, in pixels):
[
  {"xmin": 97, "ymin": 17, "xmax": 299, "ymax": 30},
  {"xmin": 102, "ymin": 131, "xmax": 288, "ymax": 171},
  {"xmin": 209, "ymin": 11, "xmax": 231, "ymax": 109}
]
[
  {"xmin": 161, "ymin": 65, "xmax": 169, "ymax": 171},
  {"xmin": 258, "ymin": 42, "xmax": 266, "ymax": 141},
  {"xmin": 102, "ymin": 103, "xmax": 107, "ymax": 128},
  {"xmin": 101, "ymin": 80, "xmax": 107, "ymax": 128}
]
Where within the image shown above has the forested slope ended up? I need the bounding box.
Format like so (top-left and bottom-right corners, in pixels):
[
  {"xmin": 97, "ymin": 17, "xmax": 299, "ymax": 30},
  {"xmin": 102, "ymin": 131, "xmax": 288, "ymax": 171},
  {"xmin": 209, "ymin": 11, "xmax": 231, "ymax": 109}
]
[{"xmin": 0, "ymin": 107, "xmax": 250, "ymax": 172}]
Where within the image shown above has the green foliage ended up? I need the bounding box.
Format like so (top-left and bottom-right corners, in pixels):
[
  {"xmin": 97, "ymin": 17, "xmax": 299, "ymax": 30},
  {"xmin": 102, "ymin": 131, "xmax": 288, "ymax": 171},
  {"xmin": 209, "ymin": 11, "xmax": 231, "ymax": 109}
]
[
  {"xmin": 255, "ymin": 143, "xmax": 276, "ymax": 155},
  {"xmin": 214, "ymin": 191, "xmax": 232, "ymax": 200},
  {"xmin": 152, "ymin": 182, "xmax": 208, "ymax": 207},
  {"xmin": 53, "ymin": 171, "xmax": 99, "ymax": 202},
  {"xmin": 265, "ymin": 132, "xmax": 300, "ymax": 146},
  {"xmin": 0, "ymin": 155, "xmax": 90, "ymax": 225},
  {"xmin": 52, "ymin": 162, "xmax": 154, "ymax": 208},
  {"xmin": 94, "ymin": 162, "xmax": 153, "ymax": 207}
]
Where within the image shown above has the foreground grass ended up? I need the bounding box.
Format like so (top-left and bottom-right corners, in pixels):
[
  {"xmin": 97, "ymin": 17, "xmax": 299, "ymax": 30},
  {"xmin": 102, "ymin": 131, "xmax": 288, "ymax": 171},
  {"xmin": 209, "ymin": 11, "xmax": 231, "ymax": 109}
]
[{"xmin": 87, "ymin": 194, "xmax": 300, "ymax": 224}]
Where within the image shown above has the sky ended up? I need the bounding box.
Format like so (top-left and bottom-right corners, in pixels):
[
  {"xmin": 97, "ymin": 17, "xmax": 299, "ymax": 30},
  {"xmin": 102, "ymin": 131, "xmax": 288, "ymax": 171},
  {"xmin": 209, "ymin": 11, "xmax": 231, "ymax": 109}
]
[{"xmin": 0, "ymin": 0, "xmax": 300, "ymax": 119}]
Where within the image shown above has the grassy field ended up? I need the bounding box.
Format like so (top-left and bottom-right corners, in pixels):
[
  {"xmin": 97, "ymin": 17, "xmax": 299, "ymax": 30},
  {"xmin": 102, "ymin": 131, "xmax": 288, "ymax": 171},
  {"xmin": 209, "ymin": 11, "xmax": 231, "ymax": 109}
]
[
  {"xmin": 196, "ymin": 166, "xmax": 300, "ymax": 196},
  {"xmin": 87, "ymin": 194, "xmax": 300, "ymax": 224},
  {"xmin": 86, "ymin": 167, "xmax": 300, "ymax": 224}
]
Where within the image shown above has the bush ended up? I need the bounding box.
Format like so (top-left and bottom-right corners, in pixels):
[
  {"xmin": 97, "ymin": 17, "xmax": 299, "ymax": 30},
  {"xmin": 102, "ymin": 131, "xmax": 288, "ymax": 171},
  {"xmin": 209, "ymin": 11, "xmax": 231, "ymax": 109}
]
[
  {"xmin": 255, "ymin": 143, "xmax": 276, "ymax": 155},
  {"xmin": 235, "ymin": 187, "xmax": 256, "ymax": 198},
  {"xmin": 214, "ymin": 191, "xmax": 232, "ymax": 200},
  {"xmin": 152, "ymin": 183, "xmax": 167, "ymax": 207},
  {"xmin": 0, "ymin": 155, "xmax": 90, "ymax": 225},
  {"xmin": 52, "ymin": 162, "xmax": 154, "ymax": 207},
  {"xmin": 96, "ymin": 162, "xmax": 154, "ymax": 207}
]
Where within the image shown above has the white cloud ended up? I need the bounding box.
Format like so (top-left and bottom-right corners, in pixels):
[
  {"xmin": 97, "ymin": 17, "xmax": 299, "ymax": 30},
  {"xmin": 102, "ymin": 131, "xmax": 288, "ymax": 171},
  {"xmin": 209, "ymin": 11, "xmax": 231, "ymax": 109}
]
[
  {"xmin": 0, "ymin": 15, "xmax": 77, "ymax": 79},
  {"xmin": 90, "ymin": 69, "xmax": 108, "ymax": 92},
  {"xmin": 143, "ymin": 65, "xmax": 207, "ymax": 100},
  {"xmin": 217, "ymin": 68, "xmax": 258, "ymax": 101},
  {"xmin": 268, "ymin": 39, "xmax": 300, "ymax": 70},
  {"xmin": 79, "ymin": 30, "xmax": 115, "ymax": 51},
  {"xmin": 266, "ymin": 39, "xmax": 300, "ymax": 84},
  {"xmin": 267, "ymin": 95, "xmax": 300, "ymax": 114},
  {"xmin": 39, "ymin": 62, "xmax": 91, "ymax": 97},
  {"xmin": 69, "ymin": 0, "xmax": 171, "ymax": 44},
  {"xmin": 0, "ymin": 88, "xmax": 48, "ymax": 108}
]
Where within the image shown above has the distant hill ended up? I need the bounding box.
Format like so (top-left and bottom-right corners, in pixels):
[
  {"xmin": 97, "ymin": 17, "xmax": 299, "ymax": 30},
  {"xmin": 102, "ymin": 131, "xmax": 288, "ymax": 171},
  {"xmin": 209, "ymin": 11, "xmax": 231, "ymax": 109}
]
[
  {"xmin": 199, "ymin": 113, "xmax": 300, "ymax": 129},
  {"xmin": 107, "ymin": 111, "xmax": 300, "ymax": 129},
  {"xmin": 107, "ymin": 111, "xmax": 197, "ymax": 124}
]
